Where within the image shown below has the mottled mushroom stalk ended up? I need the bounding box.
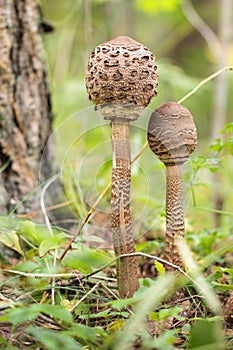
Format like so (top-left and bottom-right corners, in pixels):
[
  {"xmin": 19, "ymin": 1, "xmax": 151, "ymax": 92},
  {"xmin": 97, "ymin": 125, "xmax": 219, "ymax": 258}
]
[
  {"xmin": 86, "ymin": 36, "xmax": 158, "ymax": 297},
  {"xmin": 147, "ymin": 102, "xmax": 197, "ymax": 269}
]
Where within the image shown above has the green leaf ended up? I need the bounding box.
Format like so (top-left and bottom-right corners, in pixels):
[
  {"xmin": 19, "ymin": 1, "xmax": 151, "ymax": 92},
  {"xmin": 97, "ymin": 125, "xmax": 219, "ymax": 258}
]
[
  {"xmin": 0, "ymin": 305, "xmax": 40, "ymax": 326},
  {"xmin": 0, "ymin": 230, "xmax": 23, "ymax": 255},
  {"xmin": 36, "ymin": 304, "xmax": 73, "ymax": 324},
  {"xmin": 19, "ymin": 221, "xmax": 62, "ymax": 246},
  {"xmin": 155, "ymin": 260, "xmax": 166, "ymax": 276},
  {"xmin": 79, "ymin": 309, "xmax": 110, "ymax": 319},
  {"xmin": 149, "ymin": 306, "xmax": 184, "ymax": 322},
  {"xmin": 64, "ymin": 244, "xmax": 112, "ymax": 273},
  {"xmin": 212, "ymin": 282, "xmax": 233, "ymax": 291},
  {"xmin": 221, "ymin": 122, "xmax": 233, "ymax": 134},
  {"xmin": 0, "ymin": 304, "xmax": 73, "ymax": 326},
  {"xmin": 29, "ymin": 328, "xmax": 81, "ymax": 350},
  {"xmin": 108, "ymin": 297, "xmax": 136, "ymax": 310},
  {"xmin": 215, "ymin": 266, "xmax": 233, "ymax": 278},
  {"xmin": 39, "ymin": 233, "xmax": 66, "ymax": 256},
  {"xmin": 189, "ymin": 319, "xmax": 224, "ymax": 350},
  {"xmin": 154, "ymin": 330, "xmax": 177, "ymax": 350},
  {"xmin": 18, "ymin": 221, "xmax": 39, "ymax": 243},
  {"xmin": 66, "ymin": 323, "xmax": 107, "ymax": 342}
]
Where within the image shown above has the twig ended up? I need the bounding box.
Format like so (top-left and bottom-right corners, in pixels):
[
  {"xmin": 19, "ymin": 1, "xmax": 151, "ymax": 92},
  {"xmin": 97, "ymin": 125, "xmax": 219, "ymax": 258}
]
[
  {"xmin": 16, "ymin": 200, "xmax": 73, "ymax": 219},
  {"xmin": 59, "ymin": 66, "xmax": 233, "ymax": 261},
  {"xmin": 0, "ymin": 292, "xmax": 14, "ymax": 304},
  {"xmin": 4, "ymin": 251, "xmax": 207, "ymax": 300},
  {"xmin": 3, "ymin": 270, "xmax": 82, "ymax": 278},
  {"xmin": 101, "ymin": 282, "xmax": 134, "ymax": 316},
  {"xmin": 70, "ymin": 282, "xmax": 100, "ymax": 312},
  {"xmin": 118, "ymin": 252, "xmax": 213, "ymax": 300},
  {"xmin": 178, "ymin": 66, "xmax": 233, "ymax": 104}
]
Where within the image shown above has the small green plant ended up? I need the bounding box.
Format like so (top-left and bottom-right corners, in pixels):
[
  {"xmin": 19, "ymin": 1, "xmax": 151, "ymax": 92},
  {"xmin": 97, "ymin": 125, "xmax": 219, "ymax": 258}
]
[{"xmin": 1, "ymin": 74, "xmax": 233, "ymax": 349}]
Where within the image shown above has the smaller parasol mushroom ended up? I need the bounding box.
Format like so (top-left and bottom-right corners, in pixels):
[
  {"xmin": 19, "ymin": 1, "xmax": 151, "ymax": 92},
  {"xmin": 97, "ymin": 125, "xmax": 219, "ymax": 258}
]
[
  {"xmin": 86, "ymin": 36, "xmax": 158, "ymax": 297},
  {"xmin": 147, "ymin": 101, "xmax": 197, "ymax": 269}
]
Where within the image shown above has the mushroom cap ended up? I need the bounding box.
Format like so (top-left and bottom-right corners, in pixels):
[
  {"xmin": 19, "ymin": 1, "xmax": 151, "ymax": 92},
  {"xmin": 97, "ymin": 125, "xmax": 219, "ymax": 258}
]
[
  {"xmin": 85, "ymin": 36, "xmax": 158, "ymax": 121},
  {"xmin": 147, "ymin": 101, "xmax": 197, "ymax": 165}
]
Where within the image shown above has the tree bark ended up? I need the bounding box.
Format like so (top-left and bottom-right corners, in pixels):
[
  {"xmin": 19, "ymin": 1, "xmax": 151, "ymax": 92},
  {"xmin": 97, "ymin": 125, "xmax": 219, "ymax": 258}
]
[
  {"xmin": 0, "ymin": 0, "xmax": 53, "ymax": 215},
  {"xmin": 212, "ymin": 0, "xmax": 232, "ymax": 228}
]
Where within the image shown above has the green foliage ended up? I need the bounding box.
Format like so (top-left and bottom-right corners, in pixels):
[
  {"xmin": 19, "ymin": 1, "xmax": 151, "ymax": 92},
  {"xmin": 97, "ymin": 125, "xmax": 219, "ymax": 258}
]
[
  {"xmin": 0, "ymin": 214, "xmax": 230, "ymax": 349},
  {"xmin": 0, "ymin": 304, "xmax": 73, "ymax": 327},
  {"xmin": 1, "ymin": 118, "xmax": 233, "ymax": 348},
  {"xmin": 1, "ymin": 0, "xmax": 233, "ymax": 348},
  {"xmin": 29, "ymin": 328, "xmax": 82, "ymax": 350},
  {"xmin": 64, "ymin": 243, "xmax": 112, "ymax": 273},
  {"xmin": 0, "ymin": 230, "xmax": 23, "ymax": 255},
  {"xmin": 189, "ymin": 318, "xmax": 224, "ymax": 350},
  {"xmin": 210, "ymin": 122, "xmax": 233, "ymax": 155},
  {"xmin": 149, "ymin": 306, "xmax": 184, "ymax": 322},
  {"xmin": 135, "ymin": 0, "xmax": 181, "ymax": 15}
]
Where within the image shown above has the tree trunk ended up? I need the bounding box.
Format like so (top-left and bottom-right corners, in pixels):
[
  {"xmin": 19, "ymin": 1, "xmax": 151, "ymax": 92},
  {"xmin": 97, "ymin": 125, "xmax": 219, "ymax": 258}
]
[
  {"xmin": 212, "ymin": 0, "xmax": 232, "ymax": 228},
  {"xmin": 0, "ymin": 0, "xmax": 53, "ymax": 216}
]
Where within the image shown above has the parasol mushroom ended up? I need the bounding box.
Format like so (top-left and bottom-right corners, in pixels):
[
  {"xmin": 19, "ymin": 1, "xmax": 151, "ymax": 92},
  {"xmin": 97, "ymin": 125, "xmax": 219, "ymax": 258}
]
[
  {"xmin": 86, "ymin": 36, "xmax": 158, "ymax": 297},
  {"xmin": 147, "ymin": 101, "xmax": 197, "ymax": 269}
]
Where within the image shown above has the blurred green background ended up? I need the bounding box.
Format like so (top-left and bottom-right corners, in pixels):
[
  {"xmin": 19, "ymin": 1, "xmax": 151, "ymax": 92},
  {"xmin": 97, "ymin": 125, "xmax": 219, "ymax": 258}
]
[
  {"xmin": 40, "ymin": 0, "xmax": 233, "ymax": 136},
  {"xmin": 39, "ymin": 0, "xmax": 233, "ymax": 236}
]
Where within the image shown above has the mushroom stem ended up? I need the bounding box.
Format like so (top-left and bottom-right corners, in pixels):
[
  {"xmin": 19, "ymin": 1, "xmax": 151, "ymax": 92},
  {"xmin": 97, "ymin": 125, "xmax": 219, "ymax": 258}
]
[
  {"xmin": 110, "ymin": 120, "xmax": 139, "ymax": 297},
  {"xmin": 86, "ymin": 35, "xmax": 158, "ymax": 297},
  {"xmin": 165, "ymin": 164, "xmax": 184, "ymax": 269},
  {"xmin": 147, "ymin": 101, "xmax": 197, "ymax": 271}
]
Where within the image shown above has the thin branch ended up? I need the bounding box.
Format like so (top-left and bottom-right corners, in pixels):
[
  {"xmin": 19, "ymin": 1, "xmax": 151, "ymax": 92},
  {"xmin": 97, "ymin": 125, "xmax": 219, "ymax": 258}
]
[
  {"xmin": 120, "ymin": 252, "xmax": 188, "ymax": 275},
  {"xmin": 71, "ymin": 282, "xmax": 100, "ymax": 312},
  {"xmin": 5, "ymin": 251, "xmax": 208, "ymax": 300},
  {"xmin": 16, "ymin": 200, "xmax": 73, "ymax": 219},
  {"xmin": 180, "ymin": 0, "xmax": 223, "ymax": 60},
  {"xmin": 118, "ymin": 252, "xmax": 212, "ymax": 299},
  {"xmin": 178, "ymin": 65, "xmax": 233, "ymax": 104},
  {"xmin": 59, "ymin": 66, "xmax": 233, "ymax": 261},
  {"xmin": 4, "ymin": 270, "xmax": 82, "ymax": 278}
]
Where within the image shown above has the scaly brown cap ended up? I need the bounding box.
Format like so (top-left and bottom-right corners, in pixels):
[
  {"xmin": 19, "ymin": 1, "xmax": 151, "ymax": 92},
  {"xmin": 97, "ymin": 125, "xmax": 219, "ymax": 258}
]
[
  {"xmin": 86, "ymin": 36, "xmax": 158, "ymax": 121},
  {"xmin": 147, "ymin": 101, "xmax": 197, "ymax": 165}
]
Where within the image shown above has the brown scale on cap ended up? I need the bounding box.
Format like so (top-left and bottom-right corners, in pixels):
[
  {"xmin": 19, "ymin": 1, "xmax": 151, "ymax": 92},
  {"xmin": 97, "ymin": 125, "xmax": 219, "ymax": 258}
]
[
  {"xmin": 147, "ymin": 102, "xmax": 197, "ymax": 269},
  {"xmin": 86, "ymin": 35, "xmax": 158, "ymax": 120}
]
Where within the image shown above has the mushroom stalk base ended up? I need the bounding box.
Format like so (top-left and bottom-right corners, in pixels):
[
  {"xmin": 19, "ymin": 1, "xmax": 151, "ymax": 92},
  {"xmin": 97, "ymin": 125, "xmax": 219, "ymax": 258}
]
[
  {"xmin": 110, "ymin": 120, "xmax": 139, "ymax": 297},
  {"xmin": 165, "ymin": 164, "xmax": 185, "ymax": 269}
]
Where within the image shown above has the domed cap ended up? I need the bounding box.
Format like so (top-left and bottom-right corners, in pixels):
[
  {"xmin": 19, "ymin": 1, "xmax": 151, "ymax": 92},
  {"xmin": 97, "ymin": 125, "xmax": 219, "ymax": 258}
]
[
  {"xmin": 147, "ymin": 101, "xmax": 197, "ymax": 165},
  {"xmin": 85, "ymin": 36, "xmax": 158, "ymax": 121}
]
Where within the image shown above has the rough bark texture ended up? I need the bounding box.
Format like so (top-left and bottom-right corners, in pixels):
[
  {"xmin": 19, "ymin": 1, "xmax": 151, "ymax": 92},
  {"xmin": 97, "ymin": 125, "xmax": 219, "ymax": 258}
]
[
  {"xmin": 111, "ymin": 121, "xmax": 139, "ymax": 298},
  {"xmin": 0, "ymin": 0, "xmax": 53, "ymax": 215}
]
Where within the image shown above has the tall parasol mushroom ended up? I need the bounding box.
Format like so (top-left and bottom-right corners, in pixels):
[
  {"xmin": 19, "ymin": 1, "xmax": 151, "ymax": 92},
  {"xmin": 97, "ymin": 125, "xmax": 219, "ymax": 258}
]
[
  {"xmin": 86, "ymin": 36, "xmax": 158, "ymax": 297},
  {"xmin": 147, "ymin": 101, "xmax": 197, "ymax": 269}
]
